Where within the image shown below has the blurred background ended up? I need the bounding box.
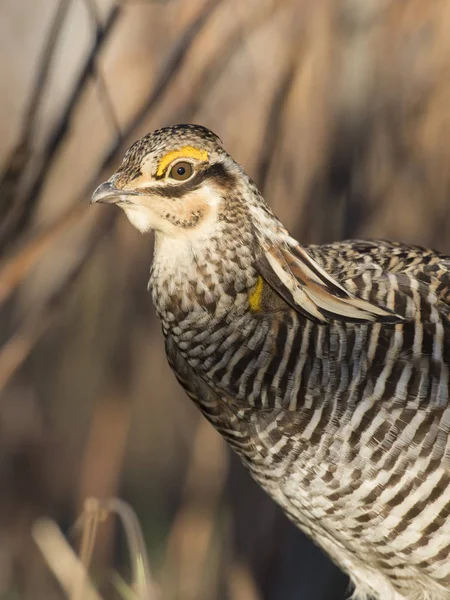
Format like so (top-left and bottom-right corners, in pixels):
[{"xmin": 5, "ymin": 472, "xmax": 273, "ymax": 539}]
[{"xmin": 1, "ymin": 0, "xmax": 450, "ymax": 598}]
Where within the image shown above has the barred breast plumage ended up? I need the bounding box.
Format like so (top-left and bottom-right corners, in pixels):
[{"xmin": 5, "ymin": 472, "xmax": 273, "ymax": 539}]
[{"xmin": 92, "ymin": 124, "xmax": 450, "ymax": 600}]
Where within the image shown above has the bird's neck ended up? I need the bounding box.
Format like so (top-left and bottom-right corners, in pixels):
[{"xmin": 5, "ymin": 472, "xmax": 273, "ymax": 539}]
[
  {"xmin": 149, "ymin": 227, "xmax": 259, "ymax": 330},
  {"xmin": 148, "ymin": 190, "xmax": 289, "ymax": 331}
]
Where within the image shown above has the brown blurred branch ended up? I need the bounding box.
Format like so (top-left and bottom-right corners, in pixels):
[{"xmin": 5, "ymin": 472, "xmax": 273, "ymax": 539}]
[
  {"xmin": 23, "ymin": 0, "xmax": 73, "ymax": 141},
  {"xmin": 256, "ymin": 56, "xmax": 298, "ymax": 193},
  {"xmin": 83, "ymin": 0, "xmax": 122, "ymax": 140},
  {"xmin": 0, "ymin": 0, "xmax": 72, "ymax": 247},
  {"xmin": 181, "ymin": 0, "xmax": 293, "ymax": 122},
  {"xmin": 0, "ymin": 204, "xmax": 87, "ymax": 309},
  {"xmin": 0, "ymin": 209, "xmax": 115, "ymax": 394},
  {"xmin": 100, "ymin": 0, "xmax": 223, "ymax": 170},
  {"xmin": 29, "ymin": 2, "xmax": 121, "ymax": 184},
  {"xmin": 0, "ymin": 4, "xmax": 121, "ymax": 250}
]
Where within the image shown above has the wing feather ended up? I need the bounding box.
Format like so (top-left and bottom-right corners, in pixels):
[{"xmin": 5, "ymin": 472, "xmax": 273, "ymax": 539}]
[{"xmin": 256, "ymin": 243, "xmax": 405, "ymax": 324}]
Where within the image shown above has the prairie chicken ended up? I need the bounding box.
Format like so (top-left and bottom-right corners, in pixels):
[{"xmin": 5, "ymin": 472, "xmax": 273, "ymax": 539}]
[{"xmin": 92, "ymin": 124, "xmax": 450, "ymax": 600}]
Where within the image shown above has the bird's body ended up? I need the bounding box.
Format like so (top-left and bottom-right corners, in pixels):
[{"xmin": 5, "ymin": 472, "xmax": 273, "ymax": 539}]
[{"xmin": 92, "ymin": 125, "xmax": 450, "ymax": 600}]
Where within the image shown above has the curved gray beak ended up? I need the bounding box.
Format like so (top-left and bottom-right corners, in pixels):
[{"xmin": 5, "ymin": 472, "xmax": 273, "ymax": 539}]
[{"xmin": 91, "ymin": 181, "xmax": 122, "ymax": 204}]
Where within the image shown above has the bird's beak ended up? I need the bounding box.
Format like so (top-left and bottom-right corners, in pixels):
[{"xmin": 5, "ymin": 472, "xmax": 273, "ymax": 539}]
[{"xmin": 91, "ymin": 181, "xmax": 122, "ymax": 204}]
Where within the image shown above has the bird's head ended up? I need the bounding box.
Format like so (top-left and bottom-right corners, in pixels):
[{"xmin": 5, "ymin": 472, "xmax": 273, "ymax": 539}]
[
  {"xmin": 92, "ymin": 124, "xmax": 401, "ymax": 325},
  {"xmin": 91, "ymin": 124, "xmax": 258, "ymax": 240}
]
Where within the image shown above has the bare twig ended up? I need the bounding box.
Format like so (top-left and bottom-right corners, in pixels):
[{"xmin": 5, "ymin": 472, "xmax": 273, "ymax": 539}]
[
  {"xmin": 31, "ymin": 3, "xmax": 121, "ymax": 187},
  {"xmin": 256, "ymin": 55, "xmax": 299, "ymax": 193},
  {"xmin": 0, "ymin": 0, "xmax": 72, "ymax": 246},
  {"xmin": 0, "ymin": 5, "xmax": 122, "ymax": 249},
  {"xmin": 0, "ymin": 210, "xmax": 115, "ymax": 395},
  {"xmin": 83, "ymin": 0, "xmax": 122, "ymax": 141},
  {"xmin": 23, "ymin": 0, "xmax": 73, "ymax": 141}
]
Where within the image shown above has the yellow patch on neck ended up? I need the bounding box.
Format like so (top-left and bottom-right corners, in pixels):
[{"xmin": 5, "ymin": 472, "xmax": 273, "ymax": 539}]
[
  {"xmin": 156, "ymin": 146, "xmax": 208, "ymax": 177},
  {"xmin": 249, "ymin": 276, "xmax": 264, "ymax": 312}
]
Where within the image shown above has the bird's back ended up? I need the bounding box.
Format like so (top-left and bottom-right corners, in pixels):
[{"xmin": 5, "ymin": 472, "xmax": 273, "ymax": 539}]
[{"xmin": 308, "ymin": 239, "xmax": 450, "ymax": 309}]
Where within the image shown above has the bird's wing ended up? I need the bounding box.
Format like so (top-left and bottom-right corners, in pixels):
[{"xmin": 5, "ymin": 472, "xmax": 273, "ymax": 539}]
[
  {"xmin": 255, "ymin": 242, "xmax": 404, "ymax": 324},
  {"xmin": 306, "ymin": 238, "xmax": 450, "ymax": 314},
  {"xmin": 253, "ymin": 242, "xmax": 450, "ymax": 468}
]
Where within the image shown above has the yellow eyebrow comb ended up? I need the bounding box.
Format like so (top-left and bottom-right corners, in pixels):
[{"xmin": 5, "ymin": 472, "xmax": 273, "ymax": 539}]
[{"xmin": 156, "ymin": 146, "xmax": 208, "ymax": 177}]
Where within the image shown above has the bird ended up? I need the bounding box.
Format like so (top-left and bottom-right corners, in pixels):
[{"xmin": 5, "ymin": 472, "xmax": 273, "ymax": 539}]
[{"xmin": 91, "ymin": 123, "xmax": 450, "ymax": 600}]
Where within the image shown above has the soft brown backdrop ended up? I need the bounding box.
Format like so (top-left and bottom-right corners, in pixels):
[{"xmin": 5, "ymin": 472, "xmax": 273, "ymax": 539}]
[{"xmin": 1, "ymin": 0, "xmax": 450, "ymax": 598}]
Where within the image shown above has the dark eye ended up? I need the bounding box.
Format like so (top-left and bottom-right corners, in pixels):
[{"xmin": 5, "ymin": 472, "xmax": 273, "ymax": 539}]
[{"xmin": 169, "ymin": 161, "xmax": 193, "ymax": 181}]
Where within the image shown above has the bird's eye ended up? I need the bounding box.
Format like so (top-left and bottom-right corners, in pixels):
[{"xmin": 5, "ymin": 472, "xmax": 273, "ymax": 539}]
[{"xmin": 169, "ymin": 161, "xmax": 193, "ymax": 181}]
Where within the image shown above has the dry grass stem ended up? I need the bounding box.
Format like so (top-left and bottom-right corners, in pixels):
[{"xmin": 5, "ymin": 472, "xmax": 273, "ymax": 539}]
[
  {"xmin": 32, "ymin": 517, "xmax": 103, "ymax": 600},
  {"xmin": 100, "ymin": 497, "xmax": 157, "ymax": 600},
  {"xmin": 74, "ymin": 497, "xmax": 157, "ymax": 600},
  {"xmin": 72, "ymin": 498, "xmax": 109, "ymax": 600}
]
